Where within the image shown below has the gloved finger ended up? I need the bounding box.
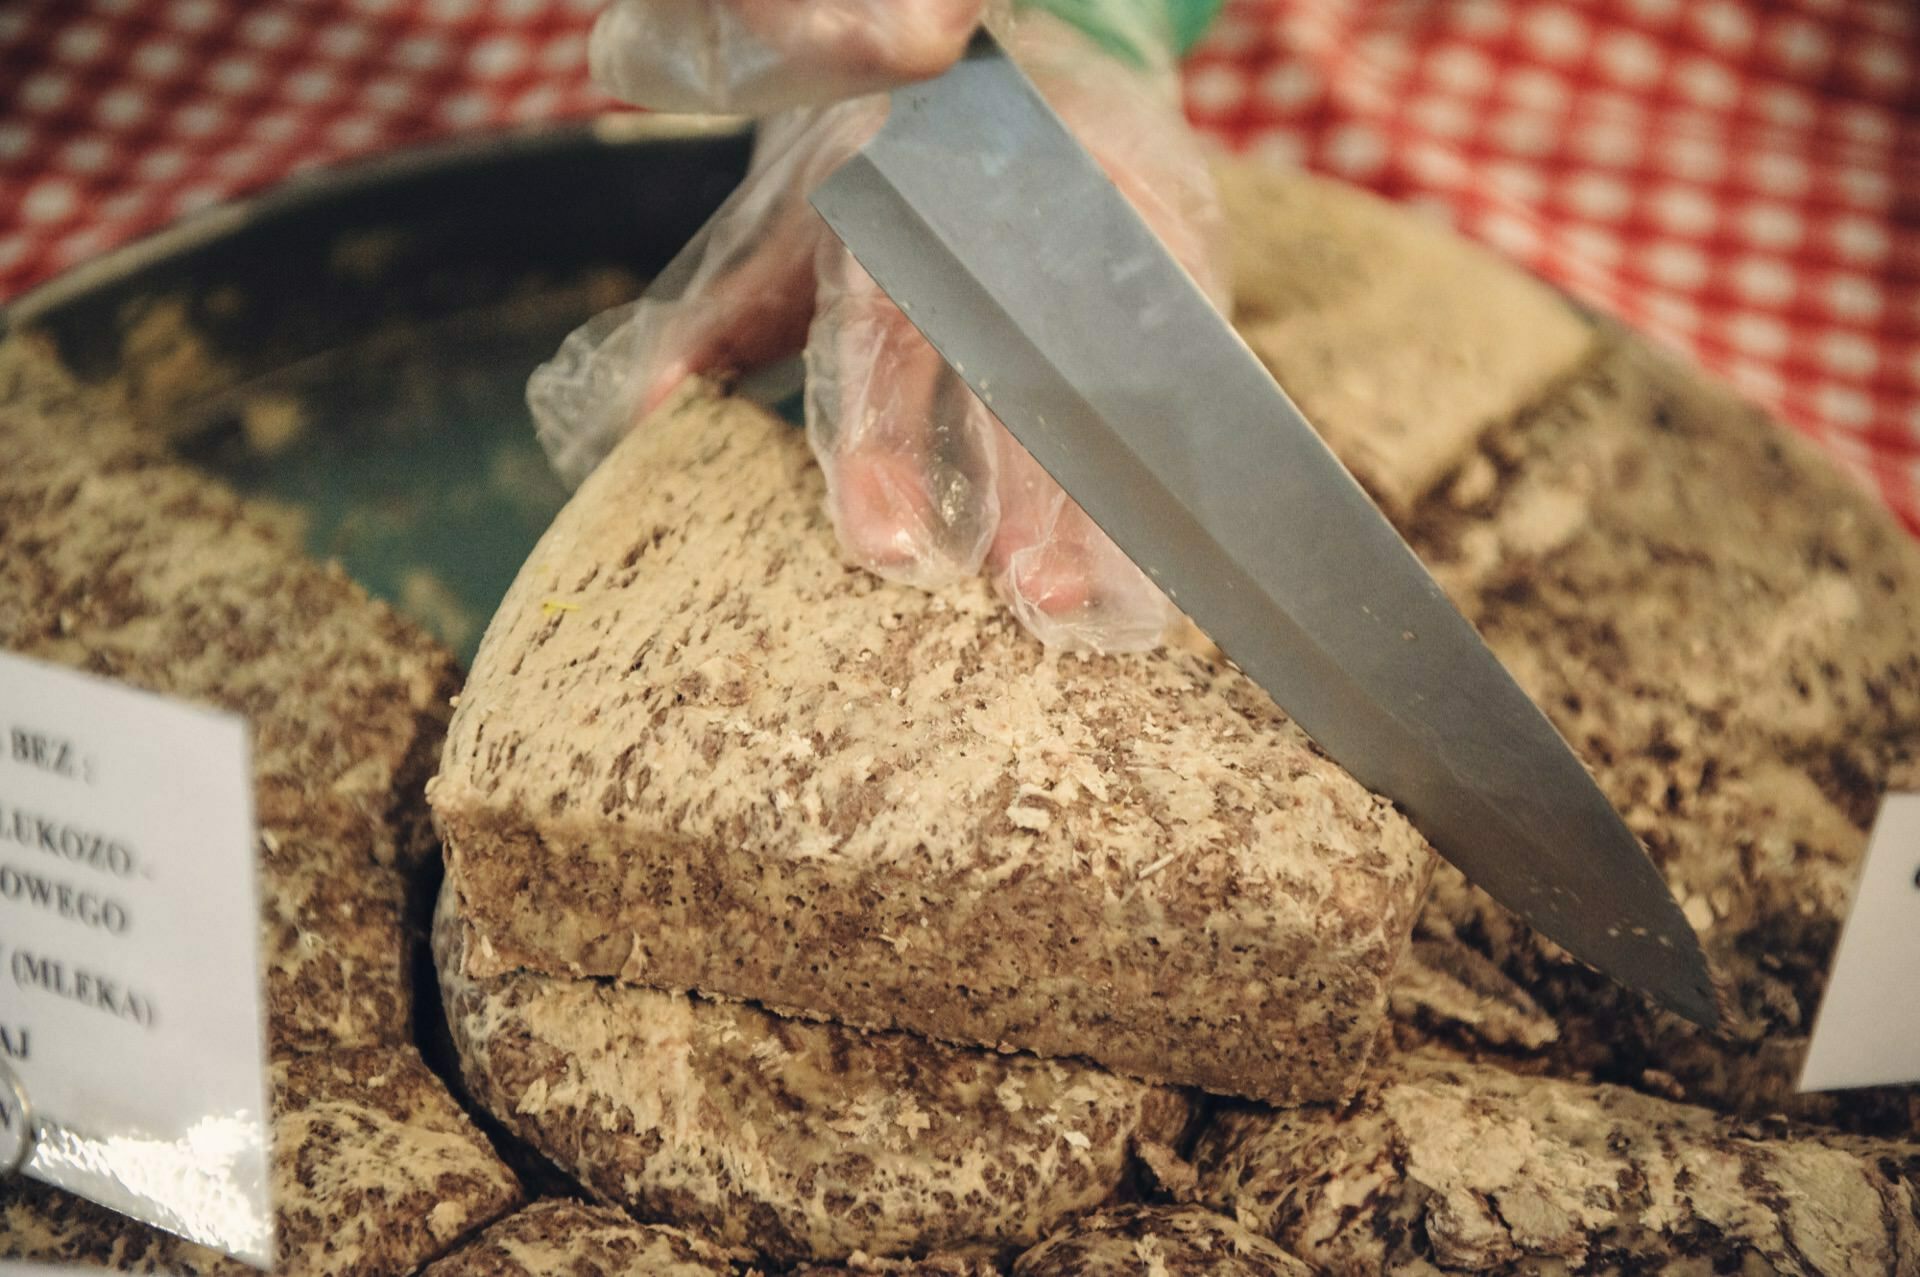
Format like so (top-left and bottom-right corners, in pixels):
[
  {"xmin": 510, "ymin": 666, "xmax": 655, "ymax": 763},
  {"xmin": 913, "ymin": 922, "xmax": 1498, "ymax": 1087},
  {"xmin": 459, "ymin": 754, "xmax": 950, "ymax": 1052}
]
[
  {"xmin": 633, "ymin": 188, "xmax": 820, "ymax": 420},
  {"xmin": 641, "ymin": 101, "xmax": 889, "ymax": 413},
  {"xmin": 793, "ymin": 9, "xmax": 1228, "ymax": 650},
  {"xmin": 805, "ymin": 241, "xmax": 1000, "ymax": 587},
  {"xmin": 592, "ymin": 0, "xmax": 986, "ymax": 115},
  {"xmin": 528, "ymin": 100, "xmax": 880, "ymax": 487},
  {"xmin": 964, "ymin": 14, "xmax": 1229, "ymax": 649},
  {"xmin": 986, "ymin": 428, "xmax": 1178, "ymax": 652}
]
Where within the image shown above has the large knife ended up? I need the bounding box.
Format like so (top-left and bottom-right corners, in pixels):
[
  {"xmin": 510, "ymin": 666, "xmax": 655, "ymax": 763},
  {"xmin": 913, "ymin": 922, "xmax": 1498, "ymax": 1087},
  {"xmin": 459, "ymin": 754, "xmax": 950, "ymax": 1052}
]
[{"xmin": 809, "ymin": 33, "xmax": 1719, "ymax": 1028}]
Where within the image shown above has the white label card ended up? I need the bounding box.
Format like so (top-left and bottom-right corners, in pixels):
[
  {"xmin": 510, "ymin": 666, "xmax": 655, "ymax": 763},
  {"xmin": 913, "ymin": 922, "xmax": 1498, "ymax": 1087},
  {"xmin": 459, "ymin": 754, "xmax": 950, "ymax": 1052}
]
[
  {"xmin": 0, "ymin": 651, "xmax": 272, "ymax": 1265},
  {"xmin": 1800, "ymin": 791, "xmax": 1920, "ymax": 1093}
]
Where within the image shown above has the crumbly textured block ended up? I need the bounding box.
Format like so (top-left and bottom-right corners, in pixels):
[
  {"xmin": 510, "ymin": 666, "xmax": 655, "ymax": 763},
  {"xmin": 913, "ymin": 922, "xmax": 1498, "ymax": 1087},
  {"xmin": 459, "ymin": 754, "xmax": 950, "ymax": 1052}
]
[
  {"xmin": 0, "ymin": 338, "xmax": 455, "ymax": 869},
  {"xmin": 1412, "ymin": 335, "xmax": 1920, "ymax": 765},
  {"xmin": 271, "ymin": 1048, "xmax": 523, "ymax": 1273},
  {"xmin": 0, "ymin": 1176, "xmax": 248, "ymax": 1275},
  {"xmin": 0, "ymin": 337, "xmax": 456, "ymax": 1057},
  {"xmin": 1211, "ymin": 165, "xmax": 1920, "ymax": 1127},
  {"xmin": 1011, "ymin": 1205, "xmax": 1311, "ymax": 1277},
  {"xmin": 794, "ymin": 1258, "xmax": 1002, "ymax": 1276},
  {"xmin": 430, "ymin": 385, "xmax": 1434, "ymax": 1104},
  {"xmin": 1386, "ymin": 935, "xmax": 1560, "ymax": 1059},
  {"xmin": 1221, "ymin": 164, "xmax": 1912, "ymax": 1126},
  {"xmin": 435, "ymin": 887, "xmax": 1191, "ymax": 1265},
  {"xmin": 1216, "ymin": 165, "xmax": 1916, "ymax": 1127},
  {"xmin": 419, "ymin": 1200, "xmax": 739, "ymax": 1277},
  {"xmin": 0, "ymin": 339, "xmax": 515, "ymax": 1269},
  {"xmin": 1, "ymin": 1048, "xmax": 522, "ymax": 1275},
  {"xmin": 1395, "ymin": 336, "xmax": 1920, "ymax": 1130},
  {"xmin": 1215, "ymin": 160, "xmax": 1594, "ymax": 516},
  {"xmin": 258, "ymin": 824, "xmax": 415, "ymax": 1056},
  {"xmin": 1195, "ymin": 1051, "xmax": 1920, "ymax": 1275}
]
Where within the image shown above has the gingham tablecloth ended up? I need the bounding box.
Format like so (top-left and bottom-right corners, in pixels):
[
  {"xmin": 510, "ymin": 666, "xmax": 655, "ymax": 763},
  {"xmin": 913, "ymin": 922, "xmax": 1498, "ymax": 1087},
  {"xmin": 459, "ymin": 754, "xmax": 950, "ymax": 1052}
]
[{"xmin": 2, "ymin": 0, "xmax": 1915, "ymax": 534}]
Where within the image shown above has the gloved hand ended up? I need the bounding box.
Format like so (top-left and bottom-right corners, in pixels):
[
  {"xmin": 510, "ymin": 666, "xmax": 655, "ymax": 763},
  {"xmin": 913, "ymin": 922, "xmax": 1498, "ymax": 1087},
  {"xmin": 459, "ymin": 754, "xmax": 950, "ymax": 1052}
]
[{"xmin": 530, "ymin": 1, "xmax": 1230, "ymax": 652}]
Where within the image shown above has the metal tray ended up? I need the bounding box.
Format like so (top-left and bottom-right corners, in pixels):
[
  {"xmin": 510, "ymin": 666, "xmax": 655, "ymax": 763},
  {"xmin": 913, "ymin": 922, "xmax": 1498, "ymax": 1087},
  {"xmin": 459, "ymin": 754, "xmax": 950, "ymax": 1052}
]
[{"xmin": 5, "ymin": 116, "xmax": 753, "ymax": 665}]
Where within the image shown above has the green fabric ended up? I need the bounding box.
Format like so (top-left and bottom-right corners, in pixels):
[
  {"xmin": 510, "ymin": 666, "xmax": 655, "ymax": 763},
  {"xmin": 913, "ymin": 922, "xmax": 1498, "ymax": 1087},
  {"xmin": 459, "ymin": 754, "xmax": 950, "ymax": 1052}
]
[
  {"xmin": 1020, "ymin": 0, "xmax": 1226, "ymax": 64},
  {"xmin": 1167, "ymin": 0, "xmax": 1228, "ymax": 53}
]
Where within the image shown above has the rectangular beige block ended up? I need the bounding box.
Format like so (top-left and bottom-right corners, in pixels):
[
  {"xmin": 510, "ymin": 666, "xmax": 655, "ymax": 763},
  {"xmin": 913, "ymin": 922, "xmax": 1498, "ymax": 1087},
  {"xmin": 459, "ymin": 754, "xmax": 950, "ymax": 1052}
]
[
  {"xmin": 0, "ymin": 337, "xmax": 457, "ymax": 1058},
  {"xmin": 431, "ymin": 385, "xmax": 1435, "ymax": 1104},
  {"xmin": 0, "ymin": 1048, "xmax": 523, "ymax": 1276},
  {"xmin": 420, "ymin": 1201, "xmax": 739, "ymax": 1277},
  {"xmin": 1216, "ymin": 161, "xmax": 1595, "ymax": 517},
  {"xmin": 1011, "ymin": 1206, "xmax": 1310, "ymax": 1277},
  {"xmin": 1195, "ymin": 1049, "xmax": 1920, "ymax": 1275},
  {"xmin": 1394, "ymin": 335, "xmax": 1920, "ymax": 1133},
  {"xmin": 1204, "ymin": 165, "xmax": 1920, "ymax": 1134},
  {"xmin": 434, "ymin": 884, "xmax": 1191, "ymax": 1265}
]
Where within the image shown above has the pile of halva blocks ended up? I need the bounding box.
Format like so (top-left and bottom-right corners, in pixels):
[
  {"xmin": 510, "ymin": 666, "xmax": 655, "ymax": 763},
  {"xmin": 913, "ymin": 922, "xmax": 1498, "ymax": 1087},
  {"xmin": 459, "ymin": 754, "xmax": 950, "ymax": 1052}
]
[{"xmin": 4, "ymin": 158, "xmax": 1918, "ymax": 1274}]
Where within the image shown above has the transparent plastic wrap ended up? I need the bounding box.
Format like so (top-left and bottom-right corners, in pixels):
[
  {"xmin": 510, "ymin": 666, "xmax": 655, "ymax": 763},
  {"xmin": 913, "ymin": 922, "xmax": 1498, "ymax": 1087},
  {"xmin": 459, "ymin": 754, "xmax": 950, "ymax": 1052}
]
[
  {"xmin": 531, "ymin": 8, "xmax": 1230, "ymax": 652},
  {"xmin": 591, "ymin": 0, "xmax": 986, "ymax": 115},
  {"xmin": 529, "ymin": 102, "xmax": 878, "ymax": 489}
]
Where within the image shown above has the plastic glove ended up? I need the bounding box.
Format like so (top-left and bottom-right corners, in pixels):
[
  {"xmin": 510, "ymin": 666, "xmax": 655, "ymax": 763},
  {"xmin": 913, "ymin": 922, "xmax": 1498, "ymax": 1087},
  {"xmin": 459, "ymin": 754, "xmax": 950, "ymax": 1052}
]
[
  {"xmin": 530, "ymin": 5, "xmax": 1230, "ymax": 652},
  {"xmin": 591, "ymin": 0, "xmax": 986, "ymax": 115}
]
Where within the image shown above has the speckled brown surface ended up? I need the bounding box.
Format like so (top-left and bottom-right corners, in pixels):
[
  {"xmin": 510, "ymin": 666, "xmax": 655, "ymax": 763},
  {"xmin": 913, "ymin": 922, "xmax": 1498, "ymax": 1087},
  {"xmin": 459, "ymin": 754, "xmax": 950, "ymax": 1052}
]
[
  {"xmin": 1389, "ymin": 335, "xmax": 1920, "ymax": 1131},
  {"xmin": 1386, "ymin": 935, "xmax": 1560, "ymax": 1059},
  {"xmin": 1010, "ymin": 1205, "xmax": 1311, "ymax": 1277},
  {"xmin": 1216, "ymin": 162, "xmax": 1596, "ymax": 517},
  {"xmin": 1211, "ymin": 172, "xmax": 1919, "ymax": 1132},
  {"xmin": 0, "ymin": 334, "xmax": 456, "ymax": 1059},
  {"xmin": 0, "ymin": 336, "xmax": 520, "ymax": 1273},
  {"xmin": 418, "ymin": 1199, "xmax": 739, "ymax": 1277},
  {"xmin": 1412, "ymin": 333, "xmax": 1919, "ymax": 775},
  {"xmin": 257, "ymin": 820, "xmax": 416, "ymax": 1057},
  {"xmin": 435, "ymin": 884, "xmax": 1190, "ymax": 1265},
  {"xmin": 2, "ymin": 1048, "xmax": 522, "ymax": 1275},
  {"xmin": 793, "ymin": 1256, "xmax": 1002, "ymax": 1276},
  {"xmin": 1195, "ymin": 1049, "xmax": 1920, "ymax": 1276},
  {"xmin": 10, "ymin": 149, "xmax": 1919, "ymax": 1271},
  {"xmin": 270, "ymin": 1048, "xmax": 524, "ymax": 1273},
  {"xmin": 0, "ymin": 1176, "xmax": 250, "ymax": 1275},
  {"xmin": 430, "ymin": 379, "xmax": 1435, "ymax": 1106}
]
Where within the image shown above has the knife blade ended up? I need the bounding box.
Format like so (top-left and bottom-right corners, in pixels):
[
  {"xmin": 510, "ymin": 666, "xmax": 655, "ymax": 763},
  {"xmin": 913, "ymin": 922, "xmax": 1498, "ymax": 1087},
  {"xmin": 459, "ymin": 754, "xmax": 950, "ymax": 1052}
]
[{"xmin": 808, "ymin": 33, "xmax": 1719, "ymax": 1028}]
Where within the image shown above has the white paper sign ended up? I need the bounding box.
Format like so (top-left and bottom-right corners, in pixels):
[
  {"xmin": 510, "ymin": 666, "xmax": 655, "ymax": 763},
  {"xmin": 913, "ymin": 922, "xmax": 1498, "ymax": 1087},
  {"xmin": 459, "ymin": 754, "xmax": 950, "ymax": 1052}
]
[
  {"xmin": 1800, "ymin": 791, "xmax": 1920, "ymax": 1092},
  {"xmin": 0, "ymin": 650, "xmax": 272, "ymax": 1265}
]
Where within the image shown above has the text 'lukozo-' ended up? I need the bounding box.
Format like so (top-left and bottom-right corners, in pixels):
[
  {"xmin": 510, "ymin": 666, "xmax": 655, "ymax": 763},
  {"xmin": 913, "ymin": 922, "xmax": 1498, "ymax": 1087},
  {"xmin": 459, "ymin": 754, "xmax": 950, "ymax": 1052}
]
[{"xmin": 0, "ymin": 798, "xmax": 137, "ymax": 878}]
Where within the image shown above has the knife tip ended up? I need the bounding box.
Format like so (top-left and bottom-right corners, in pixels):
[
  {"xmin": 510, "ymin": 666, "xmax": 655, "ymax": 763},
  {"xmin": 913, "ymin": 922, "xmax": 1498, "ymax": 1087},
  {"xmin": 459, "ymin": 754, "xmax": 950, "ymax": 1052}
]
[{"xmin": 1648, "ymin": 951, "xmax": 1728, "ymax": 1032}]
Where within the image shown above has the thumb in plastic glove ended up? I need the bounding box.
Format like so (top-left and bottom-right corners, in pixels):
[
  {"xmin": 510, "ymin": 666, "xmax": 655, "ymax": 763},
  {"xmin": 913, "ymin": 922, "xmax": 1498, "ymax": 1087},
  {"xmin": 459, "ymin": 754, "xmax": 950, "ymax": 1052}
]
[{"xmin": 530, "ymin": 11, "xmax": 1230, "ymax": 652}]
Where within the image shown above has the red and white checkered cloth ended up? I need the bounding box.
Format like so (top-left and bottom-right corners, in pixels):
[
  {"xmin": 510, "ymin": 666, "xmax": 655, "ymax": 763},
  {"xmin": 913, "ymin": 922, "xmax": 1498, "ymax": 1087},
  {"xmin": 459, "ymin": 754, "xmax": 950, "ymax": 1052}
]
[{"xmin": 2, "ymin": 0, "xmax": 1916, "ymax": 534}]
